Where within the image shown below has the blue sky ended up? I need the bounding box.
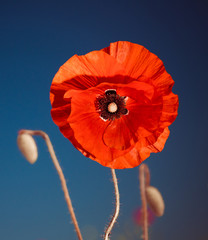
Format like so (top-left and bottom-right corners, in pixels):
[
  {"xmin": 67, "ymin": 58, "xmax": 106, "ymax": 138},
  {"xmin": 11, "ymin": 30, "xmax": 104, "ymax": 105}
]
[{"xmin": 0, "ymin": 0, "xmax": 208, "ymax": 239}]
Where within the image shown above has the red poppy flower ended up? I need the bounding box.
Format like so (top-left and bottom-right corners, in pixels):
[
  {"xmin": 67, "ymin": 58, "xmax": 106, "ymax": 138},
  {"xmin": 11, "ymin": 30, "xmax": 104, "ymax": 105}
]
[{"xmin": 50, "ymin": 41, "xmax": 178, "ymax": 169}]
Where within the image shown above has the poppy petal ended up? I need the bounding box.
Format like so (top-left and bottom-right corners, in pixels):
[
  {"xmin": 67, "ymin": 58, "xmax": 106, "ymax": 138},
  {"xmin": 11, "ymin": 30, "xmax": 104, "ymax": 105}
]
[
  {"xmin": 67, "ymin": 89, "xmax": 116, "ymax": 163},
  {"xmin": 51, "ymin": 50, "xmax": 127, "ymax": 92},
  {"xmin": 102, "ymin": 41, "xmax": 174, "ymax": 95},
  {"xmin": 106, "ymin": 128, "xmax": 170, "ymax": 169},
  {"xmin": 102, "ymin": 81, "xmax": 160, "ymax": 150}
]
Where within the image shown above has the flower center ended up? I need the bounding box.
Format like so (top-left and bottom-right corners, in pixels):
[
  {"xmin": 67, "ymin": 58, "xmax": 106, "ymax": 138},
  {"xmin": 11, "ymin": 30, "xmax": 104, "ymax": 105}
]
[
  {"xmin": 108, "ymin": 102, "xmax": 118, "ymax": 113},
  {"xmin": 95, "ymin": 89, "xmax": 128, "ymax": 121}
]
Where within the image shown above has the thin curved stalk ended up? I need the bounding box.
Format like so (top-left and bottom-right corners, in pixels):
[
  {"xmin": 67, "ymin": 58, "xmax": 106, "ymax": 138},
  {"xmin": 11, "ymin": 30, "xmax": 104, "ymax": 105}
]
[
  {"xmin": 19, "ymin": 129, "xmax": 83, "ymax": 240},
  {"xmin": 104, "ymin": 169, "xmax": 120, "ymax": 240},
  {"xmin": 139, "ymin": 164, "xmax": 149, "ymax": 240}
]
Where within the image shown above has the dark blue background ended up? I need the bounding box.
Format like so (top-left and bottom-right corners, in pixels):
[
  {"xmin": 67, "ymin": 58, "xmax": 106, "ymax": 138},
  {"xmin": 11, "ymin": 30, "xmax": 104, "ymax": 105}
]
[{"xmin": 1, "ymin": 0, "xmax": 207, "ymax": 239}]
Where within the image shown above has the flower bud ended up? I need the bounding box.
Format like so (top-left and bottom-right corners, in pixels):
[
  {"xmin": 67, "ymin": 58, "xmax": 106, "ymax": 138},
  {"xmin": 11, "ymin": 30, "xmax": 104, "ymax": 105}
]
[
  {"xmin": 17, "ymin": 133, "xmax": 38, "ymax": 164},
  {"xmin": 145, "ymin": 186, "xmax": 165, "ymax": 217}
]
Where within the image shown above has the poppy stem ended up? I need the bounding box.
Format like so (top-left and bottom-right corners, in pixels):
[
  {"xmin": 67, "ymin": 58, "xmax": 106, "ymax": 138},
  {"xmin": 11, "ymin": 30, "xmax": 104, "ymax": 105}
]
[
  {"xmin": 104, "ymin": 169, "xmax": 120, "ymax": 240},
  {"xmin": 139, "ymin": 164, "xmax": 150, "ymax": 240},
  {"xmin": 19, "ymin": 129, "xmax": 83, "ymax": 240}
]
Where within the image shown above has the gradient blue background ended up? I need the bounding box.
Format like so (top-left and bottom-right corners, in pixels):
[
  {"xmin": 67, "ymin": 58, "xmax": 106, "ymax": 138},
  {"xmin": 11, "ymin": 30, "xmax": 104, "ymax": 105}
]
[{"xmin": 1, "ymin": 0, "xmax": 207, "ymax": 239}]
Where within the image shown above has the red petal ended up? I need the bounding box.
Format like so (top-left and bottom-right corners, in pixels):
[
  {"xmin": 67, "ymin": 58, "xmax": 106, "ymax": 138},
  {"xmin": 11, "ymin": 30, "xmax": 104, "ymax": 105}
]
[
  {"xmin": 102, "ymin": 81, "xmax": 160, "ymax": 150},
  {"xmin": 159, "ymin": 92, "xmax": 179, "ymax": 129},
  {"xmin": 67, "ymin": 89, "xmax": 116, "ymax": 163},
  {"xmin": 51, "ymin": 50, "xmax": 126, "ymax": 92},
  {"xmin": 102, "ymin": 41, "xmax": 174, "ymax": 95},
  {"xmin": 106, "ymin": 128, "xmax": 170, "ymax": 169}
]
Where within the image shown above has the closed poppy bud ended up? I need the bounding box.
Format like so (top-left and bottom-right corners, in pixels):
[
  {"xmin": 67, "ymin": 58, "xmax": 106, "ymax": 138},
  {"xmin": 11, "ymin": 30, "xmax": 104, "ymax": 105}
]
[
  {"xmin": 145, "ymin": 186, "xmax": 165, "ymax": 217},
  {"xmin": 17, "ymin": 133, "xmax": 38, "ymax": 164}
]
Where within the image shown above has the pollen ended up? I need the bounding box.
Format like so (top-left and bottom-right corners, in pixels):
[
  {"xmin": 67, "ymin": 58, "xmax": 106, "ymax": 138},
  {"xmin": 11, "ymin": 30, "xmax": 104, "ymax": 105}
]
[{"xmin": 108, "ymin": 102, "xmax": 118, "ymax": 113}]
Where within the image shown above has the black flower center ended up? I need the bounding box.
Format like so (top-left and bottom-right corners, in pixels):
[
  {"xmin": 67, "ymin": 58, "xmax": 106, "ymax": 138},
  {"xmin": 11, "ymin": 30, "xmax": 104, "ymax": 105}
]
[{"xmin": 95, "ymin": 89, "xmax": 128, "ymax": 121}]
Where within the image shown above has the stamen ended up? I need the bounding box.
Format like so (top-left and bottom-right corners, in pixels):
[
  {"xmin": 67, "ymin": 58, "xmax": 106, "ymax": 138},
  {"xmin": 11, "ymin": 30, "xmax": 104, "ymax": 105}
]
[
  {"xmin": 108, "ymin": 102, "xmax": 118, "ymax": 113},
  {"xmin": 95, "ymin": 89, "xmax": 128, "ymax": 121},
  {"xmin": 105, "ymin": 89, "xmax": 116, "ymax": 96}
]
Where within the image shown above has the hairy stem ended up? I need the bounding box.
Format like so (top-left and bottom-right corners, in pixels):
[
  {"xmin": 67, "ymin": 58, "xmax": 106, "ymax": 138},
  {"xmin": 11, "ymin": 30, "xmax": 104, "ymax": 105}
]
[
  {"xmin": 139, "ymin": 164, "xmax": 150, "ymax": 240},
  {"xmin": 104, "ymin": 169, "xmax": 120, "ymax": 240},
  {"xmin": 19, "ymin": 129, "xmax": 83, "ymax": 240}
]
